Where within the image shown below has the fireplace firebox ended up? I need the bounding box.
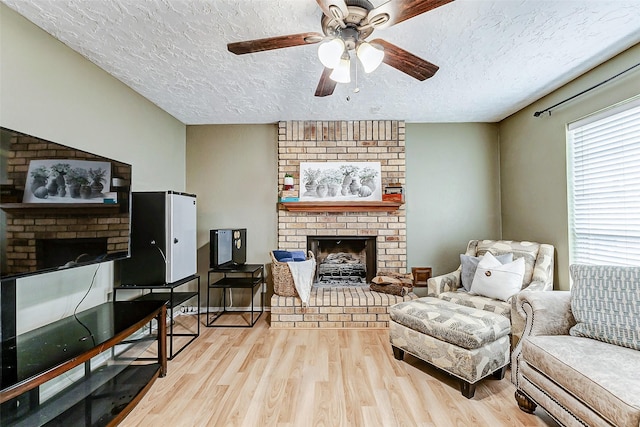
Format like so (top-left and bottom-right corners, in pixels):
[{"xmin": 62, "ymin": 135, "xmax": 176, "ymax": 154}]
[{"xmin": 307, "ymin": 236, "xmax": 376, "ymax": 285}]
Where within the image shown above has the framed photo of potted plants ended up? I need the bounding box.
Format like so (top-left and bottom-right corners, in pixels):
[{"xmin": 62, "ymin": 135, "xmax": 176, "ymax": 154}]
[
  {"xmin": 299, "ymin": 162, "xmax": 382, "ymax": 201},
  {"xmin": 23, "ymin": 159, "xmax": 112, "ymax": 203}
]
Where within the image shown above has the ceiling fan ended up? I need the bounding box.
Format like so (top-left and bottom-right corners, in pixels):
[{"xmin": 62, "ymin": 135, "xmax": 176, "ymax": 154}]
[{"xmin": 227, "ymin": 0, "xmax": 454, "ymax": 97}]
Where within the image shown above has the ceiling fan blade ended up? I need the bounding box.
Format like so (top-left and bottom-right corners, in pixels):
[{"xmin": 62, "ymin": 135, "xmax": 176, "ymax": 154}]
[
  {"xmin": 315, "ymin": 67, "xmax": 337, "ymax": 97},
  {"xmin": 367, "ymin": 0, "xmax": 454, "ymax": 30},
  {"xmin": 228, "ymin": 32, "xmax": 324, "ymax": 55},
  {"xmin": 316, "ymin": 0, "xmax": 349, "ymax": 22},
  {"xmin": 371, "ymin": 39, "xmax": 438, "ymax": 81}
]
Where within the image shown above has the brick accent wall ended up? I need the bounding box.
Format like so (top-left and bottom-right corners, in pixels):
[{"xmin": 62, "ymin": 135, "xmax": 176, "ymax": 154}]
[{"xmin": 277, "ymin": 120, "xmax": 406, "ymax": 271}]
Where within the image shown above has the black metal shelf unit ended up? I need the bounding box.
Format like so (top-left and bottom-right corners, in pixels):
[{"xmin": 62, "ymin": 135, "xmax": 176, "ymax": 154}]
[
  {"xmin": 207, "ymin": 264, "xmax": 264, "ymax": 327},
  {"xmin": 115, "ymin": 274, "xmax": 200, "ymax": 359}
]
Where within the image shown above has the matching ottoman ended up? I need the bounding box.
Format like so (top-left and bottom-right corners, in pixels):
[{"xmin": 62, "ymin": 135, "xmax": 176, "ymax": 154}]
[{"xmin": 389, "ymin": 297, "xmax": 511, "ymax": 398}]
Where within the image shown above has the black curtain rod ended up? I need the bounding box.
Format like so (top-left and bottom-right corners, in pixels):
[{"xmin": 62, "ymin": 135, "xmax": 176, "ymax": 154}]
[{"xmin": 533, "ymin": 62, "xmax": 640, "ymax": 117}]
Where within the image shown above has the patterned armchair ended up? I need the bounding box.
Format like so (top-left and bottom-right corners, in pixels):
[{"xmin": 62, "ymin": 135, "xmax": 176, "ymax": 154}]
[{"xmin": 426, "ymin": 240, "xmax": 555, "ymax": 340}]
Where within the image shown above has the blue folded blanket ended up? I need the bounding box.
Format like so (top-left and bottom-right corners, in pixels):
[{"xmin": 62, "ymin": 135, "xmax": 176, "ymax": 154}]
[{"xmin": 273, "ymin": 250, "xmax": 307, "ymax": 262}]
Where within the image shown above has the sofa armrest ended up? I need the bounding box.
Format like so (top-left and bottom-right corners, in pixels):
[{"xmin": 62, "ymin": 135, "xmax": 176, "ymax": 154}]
[
  {"xmin": 510, "ymin": 280, "xmax": 551, "ymax": 340},
  {"xmin": 515, "ymin": 290, "xmax": 575, "ymax": 336},
  {"xmin": 511, "ymin": 290, "xmax": 576, "ymax": 385},
  {"xmin": 426, "ymin": 270, "xmax": 461, "ymax": 297}
]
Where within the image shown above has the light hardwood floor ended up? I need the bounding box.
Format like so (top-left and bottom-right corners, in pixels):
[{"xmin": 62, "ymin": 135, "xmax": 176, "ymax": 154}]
[{"xmin": 123, "ymin": 313, "xmax": 557, "ymax": 427}]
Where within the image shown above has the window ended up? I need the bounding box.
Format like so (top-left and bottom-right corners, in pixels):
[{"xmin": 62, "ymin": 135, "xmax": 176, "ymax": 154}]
[{"xmin": 567, "ymin": 96, "xmax": 640, "ymax": 266}]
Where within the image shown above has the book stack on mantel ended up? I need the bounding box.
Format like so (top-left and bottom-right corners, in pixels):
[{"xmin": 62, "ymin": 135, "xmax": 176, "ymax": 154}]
[
  {"xmin": 382, "ymin": 183, "xmax": 404, "ymax": 202},
  {"xmin": 279, "ymin": 190, "xmax": 299, "ymax": 202}
]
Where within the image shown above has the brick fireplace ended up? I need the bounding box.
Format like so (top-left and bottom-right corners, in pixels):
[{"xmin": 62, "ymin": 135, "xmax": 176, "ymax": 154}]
[{"xmin": 270, "ymin": 120, "xmax": 416, "ymax": 328}]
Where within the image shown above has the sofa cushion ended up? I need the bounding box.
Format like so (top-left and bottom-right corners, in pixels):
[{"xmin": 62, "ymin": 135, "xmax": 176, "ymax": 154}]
[
  {"xmin": 522, "ymin": 335, "xmax": 640, "ymax": 427},
  {"xmin": 389, "ymin": 297, "xmax": 510, "ymax": 350},
  {"xmin": 569, "ymin": 264, "xmax": 640, "ymax": 351},
  {"xmin": 438, "ymin": 291, "xmax": 511, "ymax": 318},
  {"xmin": 520, "ymin": 364, "xmax": 622, "ymax": 427},
  {"xmin": 459, "ymin": 253, "xmax": 513, "ymax": 291},
  {"xmin": 475, "ymin": 240, "xmax": 539, "ymax": 287}
]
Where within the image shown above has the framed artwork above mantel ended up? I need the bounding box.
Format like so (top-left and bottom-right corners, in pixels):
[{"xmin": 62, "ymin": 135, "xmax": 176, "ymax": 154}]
[{"xmin": 299, "ymin": 162, "xmax": 382, "ymax": 201}]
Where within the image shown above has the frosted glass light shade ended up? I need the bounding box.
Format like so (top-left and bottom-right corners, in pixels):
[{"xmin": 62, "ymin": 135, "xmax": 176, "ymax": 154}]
[
  {"xmin": 357, "ymin": 42, "xmax": 384, "ymax": 73},
  {"xmin": 329, "ymin": 57, "xmax": 351, "ymax": 83},
  {"xmin": 318, "ymin": 38, "xmax": 345, "ymax": 69}
]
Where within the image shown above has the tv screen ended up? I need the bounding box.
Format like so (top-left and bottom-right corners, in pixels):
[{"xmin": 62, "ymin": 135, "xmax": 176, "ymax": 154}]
[
  {"xmin": 210, "ymin": 228, "xmax": 246, "ymax": 269},
  {"xmin": 213, "ymin": 229, "xmax": 232, "ymax": 267},
  {"xmin": 0, "ymin": 127, "xmax": 132, "ymax": 280}
]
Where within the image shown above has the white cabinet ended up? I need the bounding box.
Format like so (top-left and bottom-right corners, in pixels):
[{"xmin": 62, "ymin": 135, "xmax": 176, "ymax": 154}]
[
  {"xmin": 122, "ymin": 191, "xmax": 197, "ymax": 285},
  {"xmin": 166, "ymin": 192, "xmax": 197, "ymax": 283}
]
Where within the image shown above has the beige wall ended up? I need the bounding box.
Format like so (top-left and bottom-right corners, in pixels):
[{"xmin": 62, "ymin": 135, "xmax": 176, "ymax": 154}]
[
  {"xmin": 405, "ymin": 123, "xmax": 502, "ymax": 277},
  {"xmin": 186, "ymin": 125, "xmax": 278, "ymax": 307},
  {"xmin": 1, "ymin": 5, "xmax": 186, "ymax": 332},
  {"xmin": 499, "ymin": 42, "xmax": 640, "ymax": 290}
]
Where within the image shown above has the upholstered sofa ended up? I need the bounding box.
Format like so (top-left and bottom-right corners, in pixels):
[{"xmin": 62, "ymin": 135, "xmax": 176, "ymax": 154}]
[
  {"xmin": 511, "ymin": 264, "xmax": 640, "ymax": 427},
  {"xmin": 427, "ymin": 240, "xmax": 555, "ymax": 341}
]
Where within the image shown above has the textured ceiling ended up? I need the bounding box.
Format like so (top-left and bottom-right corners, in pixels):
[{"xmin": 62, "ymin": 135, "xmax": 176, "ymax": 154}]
[{"xmin": 3, "ymin": 0, "xmax": 640, "ymax": 124}]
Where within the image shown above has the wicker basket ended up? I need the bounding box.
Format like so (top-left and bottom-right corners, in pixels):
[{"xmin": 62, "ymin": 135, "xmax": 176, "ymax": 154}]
[{"xmin": 270, "ymin": 250, "xmax": 315, "ymax": 297}]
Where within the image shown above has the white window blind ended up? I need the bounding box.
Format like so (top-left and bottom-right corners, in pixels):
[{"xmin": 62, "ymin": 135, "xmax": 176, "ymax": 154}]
[{"xmin": 567, "ymin": 97, "xmax": 640, "ymax": 266}]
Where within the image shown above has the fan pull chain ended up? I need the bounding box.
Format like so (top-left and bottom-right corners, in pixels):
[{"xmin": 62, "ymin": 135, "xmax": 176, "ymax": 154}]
[
  {"xmin": 354, "ymin": 58, "xmax": 360, "ymax": 93},
  {"xmin": 347, "ymin": 58, "xmax": 359, "ymax": 101}
]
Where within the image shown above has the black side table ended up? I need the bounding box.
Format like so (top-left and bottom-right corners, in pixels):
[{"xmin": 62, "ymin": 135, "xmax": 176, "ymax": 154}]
[
  {"xmin": 207, "ymin": 264, "xmax": 264, "ymax": 327},
  {"xmin": 114, "ymin": 274, "xmax": 200, "ymax": 359}
]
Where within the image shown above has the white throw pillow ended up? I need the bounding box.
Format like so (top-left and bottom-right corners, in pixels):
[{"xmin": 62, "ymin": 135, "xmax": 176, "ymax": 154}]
[
  {"xmin": 470, "ymin": 252, "xmax": 525, "ymax": 301},
  {"xmin": 459, "ymin": 253, "xmax": 513, "ymax": 291}
]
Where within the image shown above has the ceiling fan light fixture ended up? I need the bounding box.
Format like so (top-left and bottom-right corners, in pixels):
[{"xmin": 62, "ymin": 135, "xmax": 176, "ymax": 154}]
[
  {"xmin": 357, "ymin": 42, "xmax": 384, "ymax": 73},
  {"xmin": 329, "ymin": 56, "xmax": 351, "ymax": 83},
  {"xmin": 318, "ymin": 38, "xmax": 345, "ymax": 69}
]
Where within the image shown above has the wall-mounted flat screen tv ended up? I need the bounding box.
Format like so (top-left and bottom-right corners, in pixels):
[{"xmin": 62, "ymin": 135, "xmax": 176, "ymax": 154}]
[{"xmin": 0, "ymin": 127, "xmax": 132, "ymax": 280}]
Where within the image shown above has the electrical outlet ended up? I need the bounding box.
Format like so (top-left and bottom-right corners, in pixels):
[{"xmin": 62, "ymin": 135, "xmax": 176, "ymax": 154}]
[{"xmin": 181, "ymin": 305, "xmax": 199, "ymax": 314}]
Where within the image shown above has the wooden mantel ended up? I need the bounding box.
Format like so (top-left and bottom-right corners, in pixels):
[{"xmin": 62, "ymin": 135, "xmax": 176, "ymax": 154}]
[
  {"xmin": 0, "ymin": 203, "xmax": 121, "ymax": 215},
  {"xmin": 279, "ymin": 201, "xmax": 403, "ymax": 213}
]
